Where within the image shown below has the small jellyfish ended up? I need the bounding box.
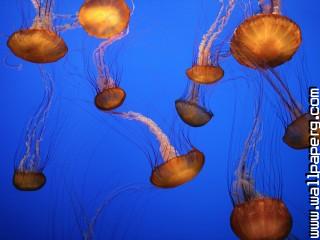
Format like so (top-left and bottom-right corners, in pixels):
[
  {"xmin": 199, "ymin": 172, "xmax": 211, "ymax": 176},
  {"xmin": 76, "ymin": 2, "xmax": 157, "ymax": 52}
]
[
  {"xmin": 13, "ymin": 67, "xmax": 54, "ymax": 191},
  {"xmin": 115, "ymin": 111, "xmax": 205, "ymax": 188},
  {"xmin": 230, "ymin": 0, "xmax": 302, "ymax": 69},
  {"xmin": 7, "ymin": 0, "xmax": 70, "ymax": 63},
  {"xmin": 92, "ymin": 30, "xmax": 128, "ymax": 111},
  {"xmin": 230, "ymin": 105, "xmax": 292, "ymax": 240},
  {"xmin": 78, "ymin": 0, "xmax": 131, "ymax": 39},
  {"xmin": 176, "ymin": 0, "xmax": 235, "ymax": 127},
  {"xmin": 262, "ymin": 69, "xmax": 320, "ymax": 149}
]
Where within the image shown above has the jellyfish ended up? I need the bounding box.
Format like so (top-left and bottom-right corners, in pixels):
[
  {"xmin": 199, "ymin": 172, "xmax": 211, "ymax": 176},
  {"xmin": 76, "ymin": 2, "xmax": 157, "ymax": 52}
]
[
  {"xmin": 261, "ymin": 69, "xmax": 320, "ymax": 149},
  {"xmin": 113, "ymin": 111, "xmax": 205, "ymax": 188},
  {"xmin": 7, "ymin": 0, "xmax": 72, "ymax": 63},
  {"xmin": 13, "ymin": 67, "xmax": 54, "ymax": 191},
  {"xmin": 92, "ymin": 30, "xmax": 128, "ymax": 111},
  {"xmin": 176, "ymin": 0, "xmax": 235, "ymax": 127},
  {"xmin": 230, "ymin": 0, "xmax": 302, "ymax": 69},
  {"xmin": 230, "ymin": 104, "xmax": 292, "ymax": 240},
  {"xmin": 78, "ymin": 0, "xmax": 131, "ymax": 39}
]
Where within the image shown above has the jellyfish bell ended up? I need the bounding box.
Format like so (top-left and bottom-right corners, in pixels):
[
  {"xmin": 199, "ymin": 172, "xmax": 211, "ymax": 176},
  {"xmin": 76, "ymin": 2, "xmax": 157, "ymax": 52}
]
[
  {"xmin": 230, "ymin": 13, "xmax": 302, "ymax": 69},
  {"xmin": 7, "ymin": 29, "xmax": 67, "ymax": 63},
  {"xmin": 283, "ymin": 113, "xmax": 320, "ymax": 149},
  {"xmin": 79, "ymin": 0, "xmax": 131, "ymax": 39},
  {"xmin": 186, "ymin": 65, "xmax": 224, "ymax": 85},
  {"xmin": 7, "ymin": 0, "xmax": 69, "ymax": 63},
  {"xmin": 175, "ymin": 99, "xmax": 213, "ymax": 127},
  {"xmin": 151, "ymin": 148, "xmax": 205, "ymax": 188},
  {"xmin": 230, "ymin": 197, "xmax": 292, "ymax": 240},
  {"xmin": 13, "ymin": 171, "xmax": 46, "ymax": 191},
  {"xmin": 95, "ymin": 86, "xmax": 126, "ymax": 111}
]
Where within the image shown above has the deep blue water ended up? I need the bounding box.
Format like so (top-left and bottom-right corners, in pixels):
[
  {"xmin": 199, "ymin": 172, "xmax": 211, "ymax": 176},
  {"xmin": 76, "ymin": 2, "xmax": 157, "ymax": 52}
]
[{"xmin": 0, "ymin": 0, "xmax": 319, "ymax": 239}]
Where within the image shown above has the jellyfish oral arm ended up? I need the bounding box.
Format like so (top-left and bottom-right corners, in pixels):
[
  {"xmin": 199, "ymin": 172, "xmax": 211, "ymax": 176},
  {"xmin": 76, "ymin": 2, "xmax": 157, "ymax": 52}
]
[
  {"xmin": 18, "ymin": 67, "xmax": 54, "ymax": 171},
  {"xmin": 197, "ymin": 0, "xmax": 224, "ymax": 65},
  {"xmin": 188, "ymin": 82, "xmax": 200, "ymax": 103},
  {"xmin": 197, "ymin": 0, "xmax": 236, "ymax": 66},
  {"xmin": 203, "ymin": 0, "xmax": 236, "ymax": 62},
  {"xmin": 272, "ymin": 0, "xmax": 281, "ymax": 14},
  {"xmin": 30, "ymin": 0, "xmax": 40, "ymax": 11},
  {"xmin": 117, "ymin": 112, "xmax": 178, "ymax": 161},
  {"xmin": 233, "ymin": 109, "xmax": 261, "ymax": 202},
  {"xmin": 94, "ymin": 29, "xmax": 129, "ymax": 90},
  {"xmin": 54, "ymin": 13, "xmax": 81, "ymax": 33}
]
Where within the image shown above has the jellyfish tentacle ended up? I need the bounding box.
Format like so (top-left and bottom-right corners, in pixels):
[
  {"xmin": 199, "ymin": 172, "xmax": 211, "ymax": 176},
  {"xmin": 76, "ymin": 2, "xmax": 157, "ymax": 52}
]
[
  {"xmin": 117, "ymin": 112, "xmax": 178, "ymax": 161},
  {"xmin": 84, "ymin": 185, "xmax": 141, "ymax": 240},
  {"xmin": 269, "ymin": 69, "xmax": 303, "ymax": 118}
]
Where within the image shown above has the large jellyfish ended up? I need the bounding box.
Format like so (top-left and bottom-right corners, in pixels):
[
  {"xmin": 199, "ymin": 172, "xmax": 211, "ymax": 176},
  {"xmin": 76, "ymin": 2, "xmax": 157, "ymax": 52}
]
[
  {"xmin": 92, "ymin": 30, "xmax": 128, "ymax": 111},
  {"xmin": 79, "ymin": 0, "xmax": 131, "ymax": 39},
  {"xmin": 13, "ymin": 67, "xmax": 54, "ymax": 191},
  {"xmin": 7, "ymin": 0, "xmax": 75, "ymax": 63},
  {"xmin": 230, "ymin": 106, "xmax": 292, "ymax": 239},
  {"xmin": 176, "ymin": 0, "xmax": 235, "ymax": 127},
  {"xmin": 113, "ymin": 111, "xmax": 205, "ymax": 188},
  {"xmin": 230, "ymin": 0, "xmax": 302, "ymax": 69}
]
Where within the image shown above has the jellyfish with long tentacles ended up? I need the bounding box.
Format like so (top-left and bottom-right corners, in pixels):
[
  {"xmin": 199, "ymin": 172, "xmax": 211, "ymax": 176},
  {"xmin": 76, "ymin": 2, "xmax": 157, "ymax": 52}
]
[
  {"xmin": 13, "ymin": 67, "xmax": 54, "ymax": 191},
  {"xmin": 261, "ymin": 69, "xmax": 320, "ymax": 149},
  {"xmin": 230, "ymin": 1, "xmax": 318, "ymax": 149},
  {"xmin": 176, "ymin": 0, "xmax": 235, "ymax": 127},
  {"xmin": 6, "ymin": 0, "xmax": 73, "ymax": 63},
  {"xmin": 79, "ymin": 0, "xmax": 131, "ymax": 39},
  {"xmin": 229, "ymin": 103, "xmax": 292, "ymax": 240},
  {"xmin": 230, "ymin": 0, "xmax": 302, "ymax": 69},
  {"xmin": 112, "ymin": 111, "xmax": 205, "ymax": 188},
  {"xmin": 93, "ymin": 29, "xmax": 129, "ymax": 111}
]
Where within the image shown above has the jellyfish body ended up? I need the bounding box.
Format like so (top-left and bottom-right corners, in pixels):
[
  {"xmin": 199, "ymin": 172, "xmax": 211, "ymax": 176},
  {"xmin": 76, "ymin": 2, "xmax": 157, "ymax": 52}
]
[
  {"xmin": 186, "ymin": 65, "xmax": 224, "ymax": 85},
  {"xmin": 116, "ymin": 111, "xmax": 205, "ymax": 188},
  {"xmin": 283, "ymin": 113, "xmax": 320, "ymax": 149},
  {"xmin": 176, "ymin": 0, "xmax": 235, "ymax": 127},
  {"xmin": 7, "ymin": 0, "xmax": 68, "ymax": 63},
  {"xmin": 13, "ymin": 67, "xmax": 54, "ymax": 191},
  {"xmin": 231, "ymin": 197, "xmax": 292, "ymax": 240},
  {"xmin": 175, "ymin": 98, "xmax": 213, "ymax": 127},
  {"xmin": 79, "ymin": 0, "xmax": 131, "ymax": 39},
  {"xmin": 230, "ymin": 1, "xmax": 302, "ymax": 69},
  {"xmin": 13, "ymin": 171, "xmax": 46, "ymax": 191},
  {"xmin": 95, "ymin": 87, "xmax": 126, "ymax": 111}
]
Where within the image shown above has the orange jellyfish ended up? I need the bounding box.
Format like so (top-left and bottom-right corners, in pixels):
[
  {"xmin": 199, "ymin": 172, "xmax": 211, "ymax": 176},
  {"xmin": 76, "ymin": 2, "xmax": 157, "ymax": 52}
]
[
  {"xmin": 114, "ymin": 111, "xmax": 205, "ymax": 188},
  {"xmin": 7, "ymin": 0, "xmax": 70, "ymax": 63},
  {"xmin": 92, "ymin": 31, "xmax": 128, "ymax": 111},
  {"xmin": 230, "ymin": 0, "xmax": 302, "ymax": 69},
  {"xmin": 176, "ymin": 0, "xmax": 235, "ymax": 127},
  {"xmin": 78, "ymin": 0, "xmax": 131, "ymax": 39},
  {"xmin": 230, "ymin": 107, "xmax": 292, "ymax": 240},
  {"xmin": 261, "ymin": 69, "xmax": 320, "ymax": 149},
  {"xmin": 13, "ymin": 67, "xmax": 54, "ymax": 191}
]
